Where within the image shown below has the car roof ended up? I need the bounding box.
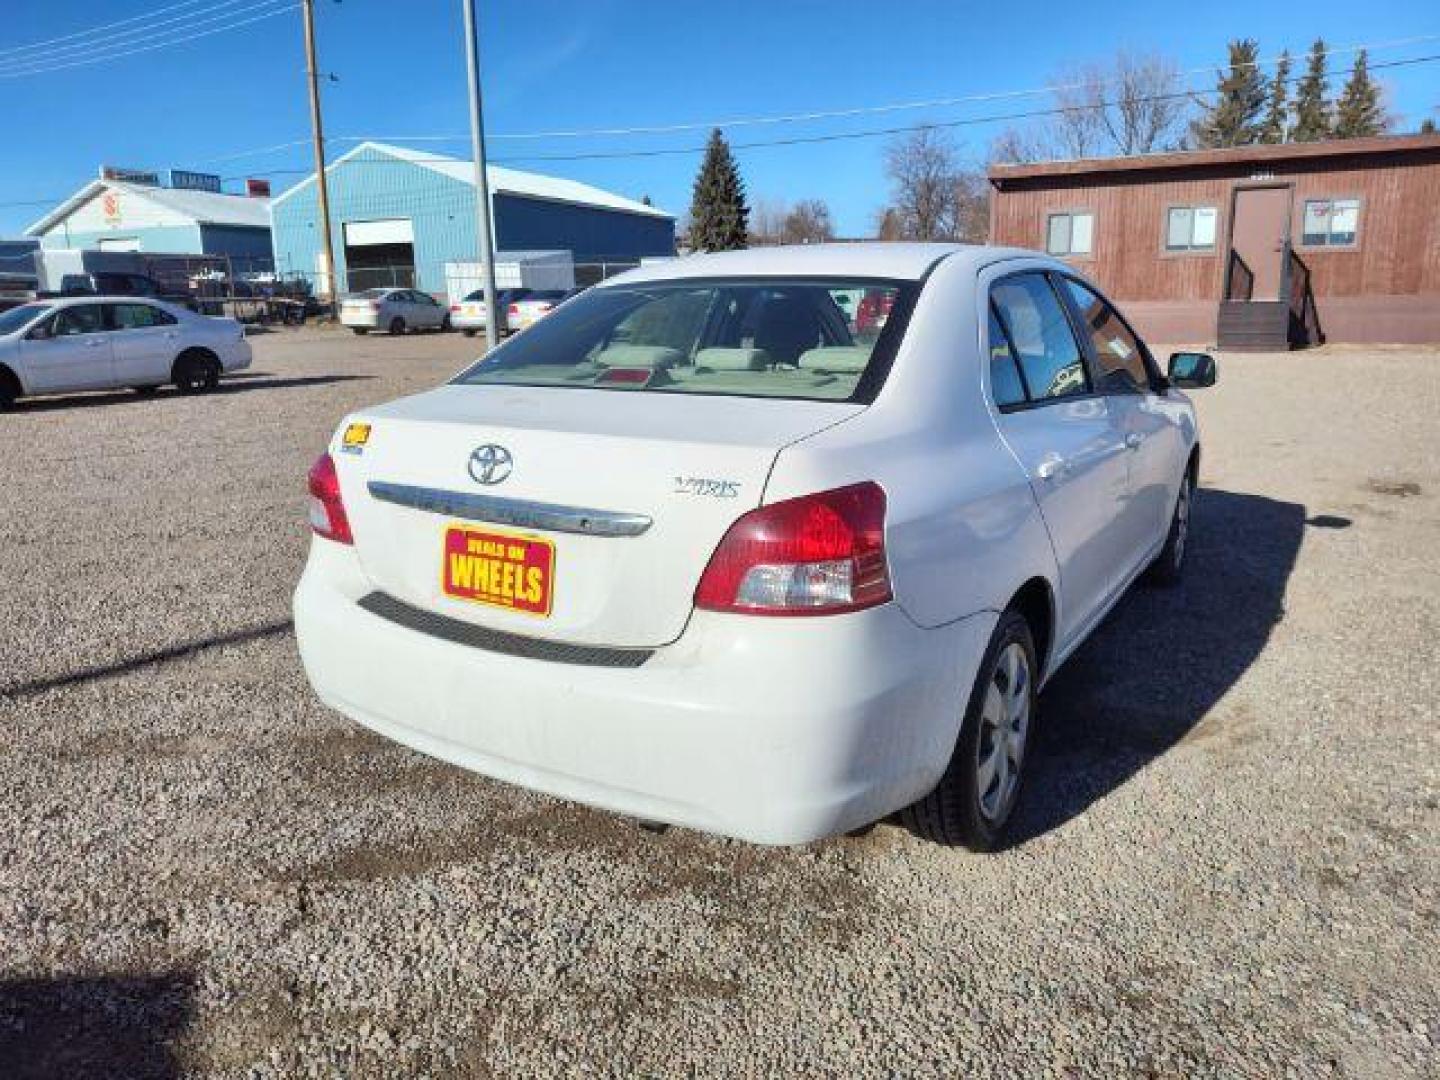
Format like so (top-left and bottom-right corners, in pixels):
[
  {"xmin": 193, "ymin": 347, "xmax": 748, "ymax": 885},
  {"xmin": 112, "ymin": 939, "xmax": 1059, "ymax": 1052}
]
[
  {"xmin": 601, "ymin": 242, "xmax": 1044, "ymax": 286},
  {"xmin": 43, "ymin": 295, "xmax": 174, "ymax": 306}
]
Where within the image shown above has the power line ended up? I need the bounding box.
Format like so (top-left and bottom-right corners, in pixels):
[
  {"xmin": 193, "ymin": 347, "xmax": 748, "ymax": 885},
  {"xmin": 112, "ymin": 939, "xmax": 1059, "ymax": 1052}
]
[
  {"xmin": 0, "ymin": 1, "xmax": 297, "ymax": 79},
  {"xmin": 0, "ymin": 0, "xmax": 208, "ymax": 58},
  {"xmin": 383, "ymin": 33, "xmax": 1440, "ymax": 142},
  {"xmin": 0, "ymin": 48, "xmax": 1436, "ymax": 210},
  {"xmin": 1, "ymin": 0, "xmax": 265, "ymax": 63}
]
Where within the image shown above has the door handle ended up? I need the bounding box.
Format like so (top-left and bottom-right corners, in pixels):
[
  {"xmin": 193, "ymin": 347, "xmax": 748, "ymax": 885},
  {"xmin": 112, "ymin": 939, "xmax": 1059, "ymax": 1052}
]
[
  {"xmin": 1124, "ymin": 433, "xmax": 1143, "ymax": 451},
  {"xmin": 85, "ymin": 338, "xmax": 105, "ymax": 347},
  {"xmin": 1036, "ymin": 454, "xmax": 1071, "ymax": 481}
]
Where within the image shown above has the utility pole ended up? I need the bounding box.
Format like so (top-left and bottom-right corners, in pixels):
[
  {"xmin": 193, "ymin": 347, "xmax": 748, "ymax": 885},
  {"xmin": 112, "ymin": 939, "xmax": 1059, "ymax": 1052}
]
[
  {"xmin": 301, "ymin": 0, "xmax": 338, "ymax": 312},
  {"xmin": 461, "ymin": 0, "xmax": 501, "ymax": 350}
]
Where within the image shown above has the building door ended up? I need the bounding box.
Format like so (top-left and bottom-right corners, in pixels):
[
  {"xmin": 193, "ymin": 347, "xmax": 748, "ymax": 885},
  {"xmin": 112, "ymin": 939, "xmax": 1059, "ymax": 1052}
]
[
  {"xmin": 1228, "ymin": 185, "xmax": 1292, "ymax": 300},
  {"xmin": 343, "ymin": 219, "xmax": 416, "ymax": 292}
]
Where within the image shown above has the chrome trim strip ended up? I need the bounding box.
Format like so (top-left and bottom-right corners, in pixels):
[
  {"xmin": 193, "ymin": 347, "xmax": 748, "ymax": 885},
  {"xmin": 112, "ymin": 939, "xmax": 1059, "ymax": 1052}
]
[{"xmin": 367, "ymin": 480, "xmax": 653, "ymax": 537}]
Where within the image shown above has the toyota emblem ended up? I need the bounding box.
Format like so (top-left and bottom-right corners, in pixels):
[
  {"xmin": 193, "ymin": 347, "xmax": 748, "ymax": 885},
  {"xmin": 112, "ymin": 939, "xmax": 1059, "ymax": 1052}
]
[{"xmin": 468, "ymin": 444, "xmax": 513, "ymax": 485}]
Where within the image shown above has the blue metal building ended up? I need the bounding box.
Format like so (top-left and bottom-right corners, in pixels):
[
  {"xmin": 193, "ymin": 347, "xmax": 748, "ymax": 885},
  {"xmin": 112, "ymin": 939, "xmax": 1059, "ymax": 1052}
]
[{"xmin": 269, "ymin": 141, "xmax": 675, "ymax": 295}]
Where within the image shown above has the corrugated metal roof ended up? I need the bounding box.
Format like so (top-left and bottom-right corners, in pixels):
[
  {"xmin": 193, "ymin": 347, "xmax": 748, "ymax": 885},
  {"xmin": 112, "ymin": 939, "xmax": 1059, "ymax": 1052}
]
[
  {"xmin": 270, "ymin": 141, "xmax": 673, "ymax": 219},
  {"xmin": 25, "ymin": 180, "xmax": 272, "ymax": 235}
]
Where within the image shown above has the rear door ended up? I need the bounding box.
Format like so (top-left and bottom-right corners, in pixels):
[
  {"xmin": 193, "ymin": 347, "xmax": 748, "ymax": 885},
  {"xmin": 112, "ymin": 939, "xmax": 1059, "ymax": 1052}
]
[
  {"xmin": 1056, "ymin": 276, "xmax": 1183, "ymax": 575},
  {"xmin": 107, "ymin": 302, "xmax": 180, "ymax": 386},
  {"xmin": 17, "ymin": 303, "xmax": 115, "ymax": 393},
  {"xmin": 987, "ymin": 272, "xmax": 1131, "ymax": 647}
]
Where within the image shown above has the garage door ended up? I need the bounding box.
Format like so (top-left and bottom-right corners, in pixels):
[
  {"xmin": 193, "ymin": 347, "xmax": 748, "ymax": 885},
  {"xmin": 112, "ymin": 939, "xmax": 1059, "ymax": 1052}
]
[{"xmin": 344, "ymin": 219, "xmax": 415, "ymax": 290}]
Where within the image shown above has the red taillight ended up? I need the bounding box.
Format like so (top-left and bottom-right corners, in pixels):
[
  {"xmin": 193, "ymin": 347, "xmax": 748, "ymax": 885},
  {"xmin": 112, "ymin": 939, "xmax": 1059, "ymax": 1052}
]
[
  {"xmin": 369, "ymin": 300, "xmax": 381, "ymax": 310},
  {"xmin": 507, "ymin": 303, "xmax": 520, "ymax": 317},
  {"xmin": 695, "ymin": 482, "xmax": 891, "ymax": 616},
  {"xmin": 449, "ymin": 303, "xmax": 461, "ymax": 312},
  {"xmin": 307, "ymin": 453, "xmax": 353, "ymax": 544}
]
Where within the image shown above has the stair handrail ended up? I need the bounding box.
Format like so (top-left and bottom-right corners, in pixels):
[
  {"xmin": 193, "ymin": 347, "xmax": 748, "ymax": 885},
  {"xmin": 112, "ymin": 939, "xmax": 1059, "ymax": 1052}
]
[{"xmin": 1224, "ymin": 248, "xmax": 1254, "ymax": 301}]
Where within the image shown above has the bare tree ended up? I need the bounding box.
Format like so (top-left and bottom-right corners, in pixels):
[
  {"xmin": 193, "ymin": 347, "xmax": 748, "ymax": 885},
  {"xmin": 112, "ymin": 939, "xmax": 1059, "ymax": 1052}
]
[
  {"xmin": 748, "ymin": 197, "xmax": 789, "ymax": 246},
  {"xmin": 878, "ymin": 129, "xmax": 988, "ymax": 242},
  {"xmin": 882, "ymin": 128, "xmax": 961, "ymax": 239},
  {"xmin": 782, "ymin": 199, "xmax": 835, "ymax": 244},
  {"xmin": 991, "ymin": 50, "xmax": 1189, "ymax": 163}
]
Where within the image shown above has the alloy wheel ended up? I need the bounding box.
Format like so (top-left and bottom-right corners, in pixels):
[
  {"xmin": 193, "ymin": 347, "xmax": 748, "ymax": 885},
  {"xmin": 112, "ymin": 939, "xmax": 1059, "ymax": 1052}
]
[{"xmin": 974, "ymin": 642, "xmax": 1031, "ymax": 822}]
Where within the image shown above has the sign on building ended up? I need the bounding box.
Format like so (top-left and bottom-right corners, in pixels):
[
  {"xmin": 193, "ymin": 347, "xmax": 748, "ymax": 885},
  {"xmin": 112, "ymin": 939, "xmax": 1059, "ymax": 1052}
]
[
  {"xmin": 169, "ymin": 169, "xmax": 222, "ymax": 193},
  {"xmin": 99, "ymin": 165, "xmax": 160, "ymax": 186},
  {"xmin": 245, "ymin": 178, "xmax": 272, "ymax": 198}
]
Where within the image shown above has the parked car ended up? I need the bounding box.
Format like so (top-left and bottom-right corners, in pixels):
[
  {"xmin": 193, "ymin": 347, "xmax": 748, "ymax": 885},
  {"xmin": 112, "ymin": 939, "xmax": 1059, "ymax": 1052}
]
[
  {"xmin": 294, "ymin": 244, "xmax": 1215, "ymax": 849},
  {"xmin": 0, "ymin": 297, "xmax": 250, "ymax": 408},
  {"xmin": 340, "ymin": 288, "xmax": 450, "ymax": 335},
  {"xmin": 505, "ymin": 288, "xmax": 584, "ymax": 332},
  {"xmin": 449, "ymin": 288, "xmax": 534, "ymax": 337}
]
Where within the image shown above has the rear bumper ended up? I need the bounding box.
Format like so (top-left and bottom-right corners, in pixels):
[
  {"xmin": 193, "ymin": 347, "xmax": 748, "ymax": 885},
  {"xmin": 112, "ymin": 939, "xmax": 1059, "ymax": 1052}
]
[
  {"xmin": 340, "ymin": 311, "xmax": 381, "ymax": 329},
  {"xmin": 220, "ymin": 339, "xmax": 251, "ymax": 373},
  {"xmin": 293, "ymin": 538, "xmax": 994, "ymax": 844}
]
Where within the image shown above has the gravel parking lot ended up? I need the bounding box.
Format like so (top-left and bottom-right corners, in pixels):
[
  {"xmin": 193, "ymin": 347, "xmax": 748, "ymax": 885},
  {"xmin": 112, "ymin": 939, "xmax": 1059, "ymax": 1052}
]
[{"xmin": 1, "ymin": 327, "xmax": 1436, "ymax": 1077}]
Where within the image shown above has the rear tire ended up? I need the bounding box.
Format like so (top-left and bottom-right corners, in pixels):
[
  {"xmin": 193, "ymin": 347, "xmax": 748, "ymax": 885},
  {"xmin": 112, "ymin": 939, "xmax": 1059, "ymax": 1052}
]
[
  {"xmin": 389, "ymin": 317, "xmax": 406, "ymax": 335},
  {"xmin": 462, "ymin": 329, "xmax": 476, "ymax": 338},
  {"xmin": 351, "ymin": 327, "xmax": 369, "ymax": 336},
  {"xmin": 1146, "ymin": 469, "xmax": 1194, "ymax": 587},
  {"xmin": 0, "ymin": 369, "xmax": 18, "ymax": 411},
  {"xmin": 172, "ymin": 350, "xmax": 221, "ymax": 394},
  {"xmin": 900, "ymin": 609, "xmax": 1038, "ymax": 850},
  {"xmin": 131, "ymin": 385, "xmax": 160, "ymax": 395}
]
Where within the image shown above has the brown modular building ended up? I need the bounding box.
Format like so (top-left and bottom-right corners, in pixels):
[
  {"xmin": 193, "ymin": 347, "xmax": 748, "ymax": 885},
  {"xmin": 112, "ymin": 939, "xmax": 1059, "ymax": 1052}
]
[{"xmin": 987, "ymin": 134, "xmax": 1440, "ymax": 348}]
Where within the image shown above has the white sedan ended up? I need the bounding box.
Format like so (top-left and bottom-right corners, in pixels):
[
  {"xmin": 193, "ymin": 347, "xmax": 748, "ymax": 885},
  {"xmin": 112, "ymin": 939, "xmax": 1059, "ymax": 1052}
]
[
  {"xmin": 0, "ymin": 296, "xmax": 250, "ymax": 408},
  {"xmin": 339, "ymin": 288, "xmax": 449, "ymax": 335},
  {"xmin": 294, "ymin": 244, "xmax": 1215, "ymax": 848}
]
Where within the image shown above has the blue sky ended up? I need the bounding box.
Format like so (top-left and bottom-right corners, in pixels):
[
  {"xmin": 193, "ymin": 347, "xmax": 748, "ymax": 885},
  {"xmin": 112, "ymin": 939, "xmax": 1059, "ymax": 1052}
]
[{"xmin": 2, "ymin": 0, "xmax": 1437, "ymax": 237}]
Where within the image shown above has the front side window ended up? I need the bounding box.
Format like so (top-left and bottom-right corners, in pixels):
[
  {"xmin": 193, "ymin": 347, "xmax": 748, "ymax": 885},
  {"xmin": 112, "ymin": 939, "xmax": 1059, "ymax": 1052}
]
[
  {"xmin": 111, "ymin": 303, "xmax": 176, "ymax": 329},
  {"xmin": 455, "ymin": 278, "xmax": 915, "ymax": 403},
  {"xmin": 1302, "ymin": 198, "xmax": 1360, "ymax": 247},
  {"xmin": 0, "ymin": 303, "xmax": 52, "ymax": 336},
  {"xmin": 1165, "ymin": 206, "xmax": 1218, "ymax": 251},
  {"xmin": 52, "ymin": 305, "xmax": 105, "ymax": 336},
  {"xmin": 990, "ymin": 274, "xmax": 1089, "ymax": 402},
  {"xmin": 1046, "ymin": 211, "xmax": 1094, "ymax": 256},
  {"xmin": 1060, "ymin": 278, "xmax": 1151, "ymax": 394}
]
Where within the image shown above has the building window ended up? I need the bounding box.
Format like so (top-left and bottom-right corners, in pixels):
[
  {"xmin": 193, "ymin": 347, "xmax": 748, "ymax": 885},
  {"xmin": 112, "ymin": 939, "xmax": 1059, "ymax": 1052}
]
[
  {"xmin": 1045, "ymin": 211, "xmax": 1094, "ymax": 256},
  {"xmin": 1165, "ymin": 206, "xmax": 1218, "ymax": 251},
  {"xmin": 1301, "ymin": 198, "xmax": 1360, "ymax": 247}
]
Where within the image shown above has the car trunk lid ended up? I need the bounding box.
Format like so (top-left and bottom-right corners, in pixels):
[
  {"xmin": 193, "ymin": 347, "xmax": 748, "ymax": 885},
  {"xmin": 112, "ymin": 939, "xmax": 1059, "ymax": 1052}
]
[{"xmin": 336, "ymin": 384, "xmax": 862, "ymax": 648}]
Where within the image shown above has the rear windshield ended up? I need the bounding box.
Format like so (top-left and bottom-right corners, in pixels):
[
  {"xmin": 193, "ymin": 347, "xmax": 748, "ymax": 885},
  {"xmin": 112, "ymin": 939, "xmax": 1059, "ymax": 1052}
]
[{"xmin": 454, "ymin": 277, "xmax": 915, "ymax": 402}]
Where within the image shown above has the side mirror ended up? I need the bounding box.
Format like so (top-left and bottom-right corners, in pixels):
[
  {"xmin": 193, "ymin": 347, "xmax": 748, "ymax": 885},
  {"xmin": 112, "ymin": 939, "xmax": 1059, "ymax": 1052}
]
[
  {"xmin": 1168, "ymin": 351, "xmax": 1216, "ymax": 389},
  {"xmin": 27, "ymin": 323, "xmax": 52, "ymax": 341}
]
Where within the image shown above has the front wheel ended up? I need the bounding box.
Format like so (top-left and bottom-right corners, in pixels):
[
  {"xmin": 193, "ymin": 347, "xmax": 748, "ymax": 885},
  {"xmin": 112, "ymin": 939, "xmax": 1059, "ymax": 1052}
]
[
  {"xmin": 1146, "ymin": 470, "xmax": 1194, "ymax": 586},
  {"xmin": 900, "ymin": 609, "xmax": 1037, "ymax": 850}
]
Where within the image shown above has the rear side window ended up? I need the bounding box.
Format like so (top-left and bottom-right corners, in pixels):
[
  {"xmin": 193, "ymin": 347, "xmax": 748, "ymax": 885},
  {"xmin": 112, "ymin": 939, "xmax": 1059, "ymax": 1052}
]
[
  {"xmin": 1060, "ymin": 278, "xmax": 1150, "ymax": 394},
  {"xmin": 986, "ymin": 305, "xmax": 1027, "ymax": 408},
  {"xmin": 111, "ymin": 303, "xmax": 176, "ymax": 329},
  {"xmin": 990, "ymin": 274, "xmax": 1089, "ymax": 402}
]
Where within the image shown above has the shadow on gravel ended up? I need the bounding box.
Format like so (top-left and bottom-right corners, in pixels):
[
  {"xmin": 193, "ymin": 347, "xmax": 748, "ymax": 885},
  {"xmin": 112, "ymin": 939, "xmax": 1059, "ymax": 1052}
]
[
  {"xmin": 0, "ymin": 971, "xmax": 194, "ymax": 1079},
  {"xmin": 11, "ymin": 374, "xmax": 372, "ymax": 413},
  {"xmin": 1003, "ymin": 488, "xmax": 1306, "ymax": 848},
  {"xmin": 0, "ymin": 620, "xmax": 293, "ymax": 701}
]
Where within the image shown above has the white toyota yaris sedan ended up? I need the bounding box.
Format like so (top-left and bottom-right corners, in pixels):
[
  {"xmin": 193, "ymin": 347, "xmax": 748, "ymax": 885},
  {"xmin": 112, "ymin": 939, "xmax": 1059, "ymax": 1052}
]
[{"xmin": 294, "ymin": 244, "xmax": 1216, "ymax": 848}]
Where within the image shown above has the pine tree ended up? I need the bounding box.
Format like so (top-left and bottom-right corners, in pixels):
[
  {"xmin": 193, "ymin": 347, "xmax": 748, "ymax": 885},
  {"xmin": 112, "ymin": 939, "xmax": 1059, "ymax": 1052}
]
[
  {"xmin": 1190, "ymin": 40, "xmax": 1268, "ymax": 148},
  {"xmin": 1333, "ymin": 50, "xmax": 1387, "ymax": 139},
  {"xmin": 1292, "ymin": 40, "xmax": 1332, "ymax": 142},
  {"xmin": 688, "ymin": 129, "xmax": 749, "ymax": 252},
  {"xmin": 1258, "ymin": 50, "xmax": 1291, "ymax": 143}
]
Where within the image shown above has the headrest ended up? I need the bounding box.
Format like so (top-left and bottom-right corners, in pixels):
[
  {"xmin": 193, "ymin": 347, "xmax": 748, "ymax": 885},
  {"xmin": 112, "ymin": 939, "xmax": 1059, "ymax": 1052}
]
[
  {"xmin": 694, "ymin": 347, "xmax": 770, "ymax": 371},
  {"xmin": 797, "ymin": 346, "xmax": 871, "ymax": 374},
  {"xmin": 591, "ymin": 345, "xmax": 683, "ymax": 369}
]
